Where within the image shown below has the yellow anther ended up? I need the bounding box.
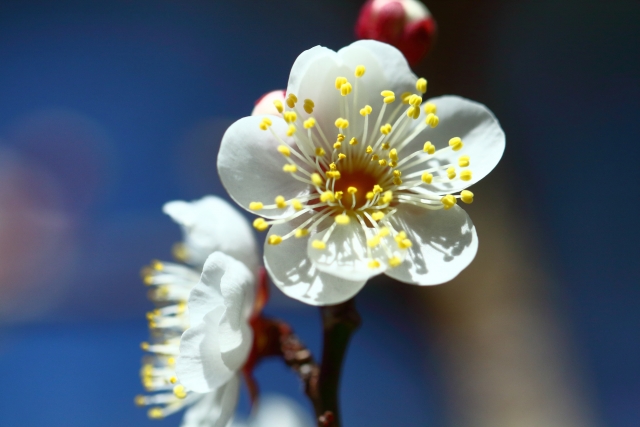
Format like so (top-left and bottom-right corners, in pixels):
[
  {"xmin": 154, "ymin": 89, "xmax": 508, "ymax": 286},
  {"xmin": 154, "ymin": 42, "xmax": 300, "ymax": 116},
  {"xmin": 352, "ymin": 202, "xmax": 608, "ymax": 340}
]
[
  {"xmin": 335, "ymin": 214, "xmax": 350, "ymax": 225},
  {"xmin": 355, "ymin": 65, "xmax": 366, "ymax": 77},
  {"xmin": 460, "ymin": 170, "xmax": 472, "ymax": 181},
  {"xmin": 262, "ymin": 117, "xmax": 272, "ymax": 126},
  {"xmin": 169, "ymin": 375, "xmax": 177, "ymax": 384},
  {"xmin": 337, "ymin": 134, "xmax": 345, "ymax": 142},
  {"xmin": 371, "ymin": 154, "xmax": 379, "ymax": 161},
  {"xmin": 416, "ymin": 77, "xmax": 428, "ymax": 93},
  {"xmin": 150, "ymin": 259, "xmax": 163, "ymax": 271},
  {"xmin": 173, "ymin": 385, "xmax": 187, "ymax": 399},
  {"xmin": 393, "ymin": 170, "xmax": 402, "ymax": 177},
  {"xmin": 334, "ymin": 141, "xmax": 342, "ymax": 149},
  {"xmin": 381, "ymin": 90, "xmax": 394, "ymax": 97},
  {"xmin": 292, "ymin": 199, "xmax": 304, "ymax": 211},
  {"xmin": 134, "ymin": 395, "xmax": 145, "ymax": 407},
  {"xmin": 303, "ymin": 99, "xmax": 314, "ymax": 114},
  {"xmin": 268, "ymin": 235, "xmax": 283, "ymax": 245},
  {"xmin": 338, "ymin": 153, "xmax": 347, "ymax": 160},
  {"xmin": 167, "ymin": 357, "xmax": 176, "ymax": 366},
  {"xmin": 447, "ymin": 166, "xmax": 456, "ymax": 180},
  {"xmin": 421, "ymin": 172, "xmax": 433, "ymax": 184},
  {"xmin": 388, "ymin": 256, "xmax": 402, "ymax": 267},
  {"xmin": 368, "ymin": 260, "xmax": 381, "ymax": 269},
  {"xmin": 424, "ymin": 102, "xmax": 437, "ymax": 114},
  {"xmin": 460, "ymin": 190, "xmax": 474, "ymax": 204},
  {"xmin": 426, "ymin": 113, "xmax": 439, "ymax": 128},
  {"xmin": 329, "ymin": 162, "xmax": 337, "ymax": 171},
  {"xmin": 383, "ymin": 95, "xmax": 395, "ymax": 104},
  {"xmin": 259, "ymin": 121, "xmax": 269, "ymax": 131},
  {"xmin": 393, "ymin": 176, "xmax": 403, "ymax": 186},
  {"xmin": 249, "ymin": 202, "xmax": 264, "ymax": 211},
  {"xmin": 441, "ymin": 195, "xmax": 457, "ymax": 210},
  {"xmin": 334, "ymin": 118, "xmax": 349, "ymax": 129},
  {"xmin": 326, "ymin": 171, "xmax": 341, "ymax": 180},
  {"xmin": 335, "ymin": 191, "xmax": 344, "ymax": 200},
  {"xmin": 389, "ymin": 148, "xmax": 398, "ymax": 161},
  {"xmin": 335, "ymin": 76, "xmax": 347, "ymax": 89},
  {"xmin": 379, "ymin": 159, "xmax": 387, "ymax": 166},
  {"xmin": 458, "ymin": 155, "xmax": 470, "ymax": 167},
  {"xmin": 283, "ymin": 164, "xmax": 297, "ymax": 173},
  {"xmin": 398, "ymin": 238, "xmax": 413, "ymax": 249},
  {"xmin": 295, "ymin": 228, "xmax": 309, "ymax": 238},
  {"xmin": 423, "ymin": 141, "xmax": 436, "ymax": 154},
  {"xmin": 315, "ymin": 147, "xmax": 325, "ymax": 157},
  {"xmin": 359, "ymin": 105, "xmax": 373, "ymax": 116},
  {"xmin": 277, "ymin": 145, "xmax": 291, "ymax": 157},
  {"xmin": 406, "ymin": 94, "xmax": 420, "ymax": 106},
  {"xmin": 286, "ymin": 124, "xmax": 296, "ymax": 136},
  {"xmin": 381, "ymin": 142, "xmax": 390, "ymax": 150},
  {"xmin": 449, "ymin": 137, "xmax": 463, "ymax": 151},
  {"xmin": 284, "ymin": 111, "xmax": 297, "ymax": 123},
  {"xmin": 286, "ymin": 93, "xmax": 297, "ymax": 108},
  {"xmin": 140, "ymin": 342, "xmax": 149, "ymax": 350},
  {"xmin": 401, "ymin": 92, "xmax": 412, "ymax": 104},
  {"xmin": 371, "ymin": 212, "xmax": 385, "ymax": 221},
  {"xmin": 253, "ymin": 218, "xmax": 269, "ymax": 232},
  {"xmin": 275, "ymin": 195, "xmax": 287, "ymax": 208},
  {"xmin": 382, "ymin": 191, "xmax": 393, "ymax": 204},
  {"xmin": 347, "ymin": 186, "xmax": 358, "ymax": 194},
  {"xmin": 407, "ymin": 106, "xmax": 420, "ymax": 119},
  {"xmin": 367, "ymin": 236, "xmax": 381, "ymax": 248},
  {"xmin": 340, "ymin": 82, "xmax": 352, "ymax": 96},
  {"xmin": 171, "ymin": 242, "xmax": 187, "ymax": 262},
  {"xmin": 394, "ymin": 231, "xmax": 407, "ymax": 243},
  {"xmin": 388, "ymin": 160, "xmax": 397, "ymax": 168},
  {"xmin": 379, "ymin": 227, "xmax": 390, "ymax": 237},
  {"xmin": 312, "ymin": 240, "xmax": 326, "ymax": 250},
  {"xmin": 311, "ymin": 173, "xmax": 323, "ymax": 186},
  {"xmin": 373, "ymin": 184, "xmax": 383, "ymax": 194},
  {"xmin": 366, "ymin": 191, "xmax": 374, "ymax": 200},
  {"xmin": 148, "ymin": 408, "xmax": 164, "ymax": 419},
  {"xmin": 273, "ymin": 99, "xmax": 284, "ymax": 113},
  {"xmin": 303, "ymin": 118, "xmax": 316, "ymax": 129},
  {"xmin": 366, "ymin": 145, "xmax": 373, "ymax": 154},
  {"xmin": 349, "ymin": 137, "xmax": 358, "ymax": 145},
  {"xmin": 320, "ymin": 191, "xmax": 335, "ymax": 203},
  {"xmin": 380, "ymin": 124, "xmax": 392, "ymax": 135}
]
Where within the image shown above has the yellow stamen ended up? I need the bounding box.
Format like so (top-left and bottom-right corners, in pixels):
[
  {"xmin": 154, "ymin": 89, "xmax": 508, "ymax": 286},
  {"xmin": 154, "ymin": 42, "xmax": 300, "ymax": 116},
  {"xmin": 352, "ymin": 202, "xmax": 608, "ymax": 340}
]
[
  {"xmin": 283, "ymin": 164, "xmax": 297, "ymax": 173},
  {"xmin": 449, "ymin": 137, "xmax": 463, "ymax": 151},
  {"xmin": 393, "ymin": 170, "xmax": 402, "ymax": 177},
  {"xmin": 335, "ymin": 191, "xmax": 344, "ymax": 200},
  {"xmin": 311, "ymin": 173, "xmax": 323, "ymax": 186},
  {"xmin": 337, "ymin": 134, "xmax": 345, "ymax": 142},
  {"xmin": 379, "ymin": 227, "xmax": 390, "ymax": 237},
  {"xmin": 329, "ymin": 162, "xmax": 337, "ymax": 171},
  {"xmin": 335, "ymin": 77, "xmax": 347, "ymax": 89},
  {"xmin": 421, "ymin": 173, "xmax": 433, "ymax": 184},
  {"xmin": 366, "ymin": 145, "xmax": 373, "ymax": 154},
  {"xmin": 389, "ymin": 148, "xmax": 398, "ymax": 161},
  {"xmin": 371, "ymin": 212, "xmax": 385, "ymax": 221},
  {"xmin": 335, "ymin": 118, "xmax": 349, "ymax": 129},
  {"xmin": 447, "ymin": 166, "xmax": 456, "ymax": 180},
  {"xmin": 381, "ymin": 142, "xmax": 390, "ymax": 150},
  {"xmin": 286, "ymin": 93, "xmax": 297, "ymax": 108},
  {"xmin": 273, "ymin": 99, "xmax": 284, "ymax": 113},
  {"xmin": 379, "ymin": 159, "xmax": 387, "ymax": 166},
  {"xmin": 382, "ymin": 191, "xmax": 393, "ymax": 204},
  {"xmin": 380, "ymin": 124, "xmax": 392, "ymax": 135},
  {"xmin": 347, "ymin": 187, "xmax": 357, "ymax": 194},
  {"xmin": 315, "ymin": 147, "xmax": 325, "ymax": 156},
  {"xmin": 277, "ymin": 145, "xmax": 291, "ymax": 157},
  {"xmin": 355, "ymin": 65, "xmax": 366, "ymax": 77},
  {"xmin": 423, "ymin": 141, "xmax": 435, "ymax": 154},
  {"xmin": 303, "ymin": 99, "xmax": 314, "ymax": 114},
  {"xmin": 360, "ymin": 105, "xmax": 373, "ymax": 116},
  {"xmin": 292, "ymin": 199, "xmax": 303, "ymax": 211},
  {"xmin": 366, "ymin": 191, "xmax": 374, "ymax": 200},
  {"xmin": 334, "ymin": 141, "xmax": 342, "ymax": 149},
  {"xmin": 173, "ymin": 385, "xmax": 187, "ymax": 399},
  {"xmin": 335, "ymin": 214, "xmax": 350, "ymax": 225},
  {"xmin": 304, "ymin": 118, "xmax": 316, "ymax": 129},
  {"xmin": 441, "ymin": 195, "xmax": 457, "ymax": 210},
  {"xmin": 320, "ymin": 191, "xmax": 335, "ymax": 203},
  {"xmin": 268, "ymin": 235, "xmax": 283, "ymax": 245},
  {"xmin": 253, "ymin": 218, "xmax": 269, "ymax": 232},
  {"xmin": 426, "ymin": 113, "xmax": 439, "ymax": 128},
  {"xmin": 401, "ymin": 92, "xmax": 412, "ymax": 104},
  {"xmin": 349, "ymin": 137, "xmax": 358, "ymax": 145},
  {"xmin": 275, "ymin": 195, "xmax": 287, "ymax": 208},
  {"xmin": 393, "ymin": 177, "xmax": 403, "ymax": 185},
  {"xmin": 458, "ymin": 155, "xmax": 470, "ymax": 167},
  {"xmin": 407, "ymin": 106, "xmax": 420, "ymax": 119},
  {"xmin": 295, "ymin": 228, "xmax": 309, "ymax": 238},
  {"xmin": 286, "ymin": 125, "xmax": 296, "ymax": 136},
  {"xmin": 460, "ymin": 190, "xmax": 474, "ymax": 204},
  {"xmin": 367, "ymin": 236, "xmax": 381, "ymax": 247},
  {"xmin": 312, "ymin": 240, "xmax": 326, "ymax": 250},
  {"xmin": 373, "ymin": 184, "xmax": 383, "ymax": 194},
  {"xmin": 460, "ymin": 170, "xmax": 472, "ymax": 181},
  {"xmin": 388, "ymin": 256, "xmax": 402, "ymax": 267},
  {"xmin": 416, "ymin": 78, "xmax": 427, "ymax": 93},
  {"xmin": 424, "ymin": 102, "xmax": 437, "ymax": 114},
  {"xmin": 398, "ymin": 238, "xmax": 412, "ymax": 249},
  {"xmin": 340, "ymin": 82, "xmax": 352, "ymax": 96},
  {"xmin": 368, "ymin": 260, "xmax": 381, "ymax": 269},
  {"xmin": 284, "ymin": 111, "xmax": 297, "ymax": 123},
  {"xmin": 381, "ymin": 90, "xmax": 395, "ymax": 104},
  {"xmin": 148, "ymin": 408, "xmax": 164, "ymax": 420}
]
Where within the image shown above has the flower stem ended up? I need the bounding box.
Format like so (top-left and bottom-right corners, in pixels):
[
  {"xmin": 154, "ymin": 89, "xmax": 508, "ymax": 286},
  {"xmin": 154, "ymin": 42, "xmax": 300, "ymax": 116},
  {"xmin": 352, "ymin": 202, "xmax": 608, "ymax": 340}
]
[{"xmin": 317, "ymin": 298, "xmax": 361, "ymax": 427}]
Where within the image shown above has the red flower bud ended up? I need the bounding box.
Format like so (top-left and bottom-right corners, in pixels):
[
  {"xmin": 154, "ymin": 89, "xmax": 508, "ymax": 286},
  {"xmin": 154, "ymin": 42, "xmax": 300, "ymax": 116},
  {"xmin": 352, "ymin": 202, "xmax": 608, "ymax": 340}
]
[{"xmin": 355, "ymin": 0, "xmax": 437, "ymax": 66}]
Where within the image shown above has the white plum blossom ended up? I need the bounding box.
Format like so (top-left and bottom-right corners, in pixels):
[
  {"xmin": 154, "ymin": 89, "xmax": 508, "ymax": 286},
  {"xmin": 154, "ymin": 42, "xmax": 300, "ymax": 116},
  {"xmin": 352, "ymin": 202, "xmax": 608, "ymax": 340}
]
[
  {"xmin": 218, "ymin": 40, "xmax": 505, "ymax": 306},
  {"xmin": 251, "ymin": 90, "xmax": 286, "ymax": 117},
  {"xmin": 176, "ymin": 252, "xmax": 257, "ymax": 427},
  {"xmin": 231, "ymin": 395, "xmax": 315, "ymax": 427},
  {"xmin": 136, "ymin": 196, "xmax": 257, "ymax": 426}
]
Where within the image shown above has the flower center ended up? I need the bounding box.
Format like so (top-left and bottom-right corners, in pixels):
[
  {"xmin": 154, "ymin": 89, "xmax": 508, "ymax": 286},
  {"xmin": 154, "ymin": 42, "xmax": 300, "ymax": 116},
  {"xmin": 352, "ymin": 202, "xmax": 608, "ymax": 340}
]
[{"xmin": 332, "ymin": 169, "xmax": 379, "ymax": 210}]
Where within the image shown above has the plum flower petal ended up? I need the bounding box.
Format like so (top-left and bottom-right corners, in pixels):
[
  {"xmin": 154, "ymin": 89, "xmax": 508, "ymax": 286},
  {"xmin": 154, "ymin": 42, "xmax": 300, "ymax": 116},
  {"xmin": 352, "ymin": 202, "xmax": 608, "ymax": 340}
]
[
  {"xmin": 231, "ymin": 395, "xmax": 315, "ymax": 427},
  {"xmin": 163, "ymin": 195, "xmax": 259, "ymax": 272},
  {"xmin": 218, "ymin": 40, "xmax": 505, "ymax": 305},
  {"xmin": 177, "ymin": 252, "xmax": 255, "ymax": 392},
  {"xmin": 180, "ymin": 374, "xmax": 240, "ymax": 427},
  {"xmin": 252, "ymin": 90, "xmax": 286, "ymax": 117},
  {"xmin": 264, "ymin": 222, "xmax": 367, "ymax": 306}
]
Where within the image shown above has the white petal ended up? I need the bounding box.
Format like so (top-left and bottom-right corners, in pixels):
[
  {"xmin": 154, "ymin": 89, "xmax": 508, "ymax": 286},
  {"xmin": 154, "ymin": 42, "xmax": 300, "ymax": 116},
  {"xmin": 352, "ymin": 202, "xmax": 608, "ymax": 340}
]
[
  {"xmin": 163, "ymin": 196, "xmax": 259, "ymax": 272},
  {"xmin": 338, "ymin": 40, "xmax": 417, "ymax": 100},
  {"xmin": 249, "ymin": 395, "xmax": 315, "ymax": 427},
  {"xmin": 186, "ymin": 252, "xmax": 254, "ymax": 371},
  {"xmin": 263, "ymin": 222, "xmax": 367, "ymax": 306},
  {"xmin": 307, "ymin": 219, "xmax": 405, "ymax": 282},
  {"xmin": 385, "ymin": 204, "xmax": 478, "ymax": 286},
  {"xmin": 218, "ymin": 115, "xmax": 310, "ymax": 219},
  {"xmin": 177, "ymin": 306, "xmax": 234, "ymax": 393},
  {"xmin": 180, "ymin": 374, "xmax": 240, "ymax": 427},
  {"xmin": 400, "ymin": 95, "xmax": 506, "ymax": 194}
]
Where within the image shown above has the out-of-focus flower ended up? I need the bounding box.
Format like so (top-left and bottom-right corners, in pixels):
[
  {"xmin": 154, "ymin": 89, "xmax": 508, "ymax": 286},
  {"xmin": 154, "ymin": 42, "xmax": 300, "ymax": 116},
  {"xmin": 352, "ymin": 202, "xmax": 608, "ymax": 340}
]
[
  {"xmin": 231, "ymin": 395, "xmax": 314, "ymax": 427},
  {"xmin": 136, "ymin": 196, "xmax": 257, "ymax": 425},
  {"xmin": 355, "ymin": 0, "xmax": 437, "ymax": 66},
  {"xmin": 218, "ymin": 40, "xmax": 505, "ymax": 306},
  {"xmin": 176, "ymin": 252, "xmax": 257, "ymax": 427},
  {"xmin": 252, "ymin": 90, "xmax": 286, "ymax": 117}
]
